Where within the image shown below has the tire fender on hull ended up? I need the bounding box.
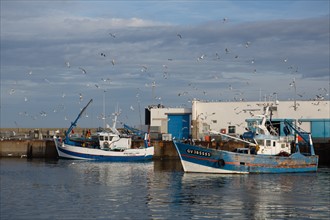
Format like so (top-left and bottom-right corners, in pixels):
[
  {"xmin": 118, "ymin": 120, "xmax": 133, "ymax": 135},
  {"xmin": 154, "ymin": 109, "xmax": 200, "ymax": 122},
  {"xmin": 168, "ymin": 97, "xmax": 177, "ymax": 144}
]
[{"xmin": 218, "ymin": 159, "xmax": 225, "ymax": 167}]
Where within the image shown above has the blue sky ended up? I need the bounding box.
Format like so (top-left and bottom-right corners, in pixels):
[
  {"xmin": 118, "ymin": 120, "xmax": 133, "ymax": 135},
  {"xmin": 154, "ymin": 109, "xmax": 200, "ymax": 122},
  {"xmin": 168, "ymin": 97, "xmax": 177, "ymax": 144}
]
[{"xmin": 1, "ymin": 0, "xmax": 329, "ymax": 128}]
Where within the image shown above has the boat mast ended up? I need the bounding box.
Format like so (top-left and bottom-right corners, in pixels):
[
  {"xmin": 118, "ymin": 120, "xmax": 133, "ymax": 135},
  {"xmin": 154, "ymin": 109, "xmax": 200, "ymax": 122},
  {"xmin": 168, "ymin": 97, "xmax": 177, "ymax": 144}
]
[
  {"xmin": 111, "ymin": 104, "xmax": 120, "ymax": 135},
  {"xmin": 103, "ymin": 90, "xmax": 106, "ymax": 129},
  {"xmin": 284, "ymin": 119, "xmax": 314, "ymax": 155},
  {"xmin": 65, "ymin": 99, "xmax": 93, "ymax": 142}
]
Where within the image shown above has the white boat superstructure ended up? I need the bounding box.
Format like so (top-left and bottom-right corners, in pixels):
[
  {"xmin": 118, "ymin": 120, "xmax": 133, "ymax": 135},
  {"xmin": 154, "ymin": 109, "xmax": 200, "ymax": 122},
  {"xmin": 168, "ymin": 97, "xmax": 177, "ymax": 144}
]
[
  {"xmin": 96, "ymin": 131, "xmax": 132, "ymax": 151},
  {"xmin": 211, "ymin": 105, "xmax": 297, "ymax": 156},
  {"xmin": 54, "ymin": 99, "xmax": 154, "ymax": 161}
]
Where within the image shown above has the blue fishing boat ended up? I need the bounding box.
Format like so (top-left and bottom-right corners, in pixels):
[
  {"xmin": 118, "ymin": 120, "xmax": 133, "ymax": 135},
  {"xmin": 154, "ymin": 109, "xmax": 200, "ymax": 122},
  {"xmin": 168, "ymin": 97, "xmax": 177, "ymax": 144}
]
[
  {"xmin": 174, "ymin": 113, "xmax": 318, "ymax": 174},
  {"xmin": 54, "ymin": 99, "xmax": 154, "ymax": 161}
]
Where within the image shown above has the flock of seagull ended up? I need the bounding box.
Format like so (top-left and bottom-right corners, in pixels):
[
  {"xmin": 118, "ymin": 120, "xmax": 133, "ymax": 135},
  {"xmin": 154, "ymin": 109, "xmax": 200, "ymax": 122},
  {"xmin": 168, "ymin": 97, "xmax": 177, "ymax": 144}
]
[{"xmin": 6, "ymin": 17, "xmax": 329, "ymax": 127}]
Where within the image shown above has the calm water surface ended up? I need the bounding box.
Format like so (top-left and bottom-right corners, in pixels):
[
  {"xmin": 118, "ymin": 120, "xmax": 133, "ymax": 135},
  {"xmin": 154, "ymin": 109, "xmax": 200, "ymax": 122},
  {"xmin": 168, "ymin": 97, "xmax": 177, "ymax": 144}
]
[{"xmin": 1, "ymin": 158, "xmax": 329, "ymax": 220}]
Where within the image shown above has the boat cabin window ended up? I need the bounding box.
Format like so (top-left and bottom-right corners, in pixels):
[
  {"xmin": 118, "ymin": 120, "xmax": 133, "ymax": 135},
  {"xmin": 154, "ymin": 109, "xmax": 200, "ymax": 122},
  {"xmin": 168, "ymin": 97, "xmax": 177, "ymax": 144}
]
[
  {"xmin": 99, "ymin": 136, "xmax": 104, "ymax": 141},
  {"xmin": 273, "ymin": 141, "xmax": 276, "ymax": 147},
  {"xmin": 266, "ymin": 140, "xmax": 271, "ymax": 146},
  {"xmin": 105, "ymin": 136, "xmax": 109, "ymax": 141},
  {"xmin": 257, "ymin": 140, "xmax": 264, "ymax": 146}
]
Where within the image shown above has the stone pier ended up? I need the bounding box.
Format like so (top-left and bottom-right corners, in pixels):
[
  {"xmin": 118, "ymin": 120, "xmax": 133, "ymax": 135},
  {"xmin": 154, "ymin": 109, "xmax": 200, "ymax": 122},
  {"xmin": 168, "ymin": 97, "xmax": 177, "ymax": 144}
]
[{"xmin": 0, "ymin": 139, "xmax": 329, "ymax": 165}]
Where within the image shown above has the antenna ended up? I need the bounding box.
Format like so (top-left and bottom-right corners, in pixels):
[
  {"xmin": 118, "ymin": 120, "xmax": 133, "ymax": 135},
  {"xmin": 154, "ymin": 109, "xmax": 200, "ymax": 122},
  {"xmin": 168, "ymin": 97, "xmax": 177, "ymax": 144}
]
[
  {"xmin": 103, "ymin": 90, "xmax": 106, "ymax": 129},
  {"xmin": 151, "ymin": 81, "xmax": 156, "ymax": 104},
  {"xmin": 111, "ymin": 103, "xmax": 120, "ymax": 135}
]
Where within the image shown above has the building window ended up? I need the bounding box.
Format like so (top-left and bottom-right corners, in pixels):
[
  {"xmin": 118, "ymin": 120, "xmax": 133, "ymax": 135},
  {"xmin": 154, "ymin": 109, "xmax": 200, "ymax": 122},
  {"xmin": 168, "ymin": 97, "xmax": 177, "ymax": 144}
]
[
  {"xmin": 228, "ymin": 126, "xmax": 236, "ymax": 134},
  {"xmin": 212, "ymin": 120, "xmax": 217, "ymax": 123}
]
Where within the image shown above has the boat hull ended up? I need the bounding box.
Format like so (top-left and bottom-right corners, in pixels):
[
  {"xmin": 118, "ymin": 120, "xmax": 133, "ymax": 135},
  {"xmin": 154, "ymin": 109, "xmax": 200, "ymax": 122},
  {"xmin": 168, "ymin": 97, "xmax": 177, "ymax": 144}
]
[
  {"xmin": 174, "ymin": 141, "xmax": 318, "ymax": 174},
  {"xmin": 54, "ymin": 138, "xmax": 154, "ymax": 162}
]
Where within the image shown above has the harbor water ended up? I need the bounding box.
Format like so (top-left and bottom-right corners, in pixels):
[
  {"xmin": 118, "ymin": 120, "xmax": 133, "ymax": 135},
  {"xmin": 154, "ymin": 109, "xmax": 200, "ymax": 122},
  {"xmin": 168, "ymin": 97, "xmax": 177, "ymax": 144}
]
[{"xmin": 1, "ymin": 158, "xmax": 329, "ymax": 220}]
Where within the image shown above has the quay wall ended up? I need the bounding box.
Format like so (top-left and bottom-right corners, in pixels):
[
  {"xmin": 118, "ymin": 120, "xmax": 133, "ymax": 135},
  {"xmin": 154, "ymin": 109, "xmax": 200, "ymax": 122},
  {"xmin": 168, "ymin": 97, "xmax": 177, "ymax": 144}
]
[
  {"xmin": 0, "ymin": 140, "xmax": 57, "ymax": 159},
  {"xmin": 0, "ymin": 140, "xmax": 329, "ymax": 165},
  {"xmin": 0, "ymin": 139, "xmax": 180, "ymax": 159}
]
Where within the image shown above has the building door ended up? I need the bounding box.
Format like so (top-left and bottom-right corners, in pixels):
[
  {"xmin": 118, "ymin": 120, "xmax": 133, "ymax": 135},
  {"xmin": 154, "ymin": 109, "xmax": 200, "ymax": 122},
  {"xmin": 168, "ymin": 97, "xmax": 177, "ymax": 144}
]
[{"xmin": 168, "ymin": 114, "xmax": 190, "ymax": 139}]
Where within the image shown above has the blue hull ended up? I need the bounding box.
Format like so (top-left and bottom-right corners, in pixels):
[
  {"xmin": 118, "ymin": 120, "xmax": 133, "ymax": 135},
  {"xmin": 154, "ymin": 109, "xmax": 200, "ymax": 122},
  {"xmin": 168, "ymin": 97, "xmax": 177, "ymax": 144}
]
[
  {"xmin": 58, "ymin": 147, "xmax": 153, "ymax": 162},
  {"xmin": 174, "ymin": 142, "xmax": 318, "ymax": 174},
  {"xmin": 54, "ymin": 137, "xmax": 154, "ymax": 162}
]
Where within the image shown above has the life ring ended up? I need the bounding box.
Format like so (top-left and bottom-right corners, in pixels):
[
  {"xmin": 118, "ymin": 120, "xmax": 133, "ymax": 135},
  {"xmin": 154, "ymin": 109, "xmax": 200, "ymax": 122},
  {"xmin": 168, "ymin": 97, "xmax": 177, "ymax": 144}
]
[
  {"xmin": 218, "ymin": 159, "xmax": 225, "ymax": 167},
  {"xmin": 103, "ymin": 142, "xmax": 109, "ymax": 148}
]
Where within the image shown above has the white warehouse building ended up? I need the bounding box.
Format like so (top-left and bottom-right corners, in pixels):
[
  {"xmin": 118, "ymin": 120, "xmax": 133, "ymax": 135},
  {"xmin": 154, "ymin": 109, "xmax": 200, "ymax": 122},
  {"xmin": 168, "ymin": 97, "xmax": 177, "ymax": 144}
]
[{"xmin": 148, "ymin": 100, "xmax": 330, "ymax": 142}]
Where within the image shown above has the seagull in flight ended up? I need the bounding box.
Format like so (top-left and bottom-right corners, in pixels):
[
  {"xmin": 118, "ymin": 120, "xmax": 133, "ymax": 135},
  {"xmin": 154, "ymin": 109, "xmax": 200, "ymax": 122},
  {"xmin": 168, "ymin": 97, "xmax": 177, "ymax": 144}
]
[
  {"xmin": 245, "ymin": 41, "xmax": 251, "ymax": 48},
  {"xmin": 141, "ymin": 65, "xmax": 148, "ymax": 72},
  {"xmin": 197, "ymin": 54, "xmax": 206, "ymax": 61},
  {"xmin": 79, "ymin": 67, "xmax": 87, "ymax": 74}
]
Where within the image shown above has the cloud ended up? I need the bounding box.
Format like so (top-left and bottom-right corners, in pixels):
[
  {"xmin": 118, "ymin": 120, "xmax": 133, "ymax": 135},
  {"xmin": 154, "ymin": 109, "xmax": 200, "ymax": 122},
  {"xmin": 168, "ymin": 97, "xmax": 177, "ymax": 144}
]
[{"xmin": 1, "ymin": 1, "xmax": 329, "ymax": 128}]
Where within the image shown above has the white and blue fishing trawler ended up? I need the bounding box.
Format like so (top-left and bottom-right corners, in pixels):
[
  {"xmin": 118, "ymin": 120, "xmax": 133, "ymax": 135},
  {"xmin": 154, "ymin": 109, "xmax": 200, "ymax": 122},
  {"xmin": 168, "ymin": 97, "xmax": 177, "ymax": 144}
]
[
  {"xmin": 174, "ymin": 106, "xmax": 318, "ymax": 174},
  {"xmin": 54, "ymin": 99, "xmax": 154, "ymax": 161}
]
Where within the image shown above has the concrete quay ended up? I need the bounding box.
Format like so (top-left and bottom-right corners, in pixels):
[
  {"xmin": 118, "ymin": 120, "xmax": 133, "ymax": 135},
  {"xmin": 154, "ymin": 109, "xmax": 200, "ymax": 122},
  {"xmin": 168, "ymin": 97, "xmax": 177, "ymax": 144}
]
[
  {"xmin": 0, "ymin": 139, "xmax": 329, "ymax": 165},
  {"xmin": 0, "ymin": 139, "xmax": 57, "ymax": 159},
  {"xmin": 0, "ymin": 139, "xmax": 242, "ymax": 160},
  {"xmin": 0, "ymin": 139, "xmax": 180, "ymax": 160}
]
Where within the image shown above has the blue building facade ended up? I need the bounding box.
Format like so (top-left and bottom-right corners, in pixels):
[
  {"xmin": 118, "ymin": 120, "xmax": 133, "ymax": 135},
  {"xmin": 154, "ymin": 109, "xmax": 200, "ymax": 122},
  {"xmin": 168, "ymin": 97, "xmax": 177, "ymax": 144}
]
[
  {"xmin": 300, "ymin": 119, "xmax": 330, "ymax": 142},
  {"xmin": 167, "ymin": 114, "xmax": 190, "ymax": 139}
]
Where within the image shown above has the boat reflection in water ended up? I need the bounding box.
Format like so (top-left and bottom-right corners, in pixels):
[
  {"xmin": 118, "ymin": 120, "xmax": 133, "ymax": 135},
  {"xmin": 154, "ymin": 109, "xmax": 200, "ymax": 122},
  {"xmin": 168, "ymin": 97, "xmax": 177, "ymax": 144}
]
[
  {"xmin": 1, "ymin": 158, "xmax": 329, "ymax": 219},
  {"xmin": 179, "ymin": 171, "xmax": 328, "ymax": 219}
]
